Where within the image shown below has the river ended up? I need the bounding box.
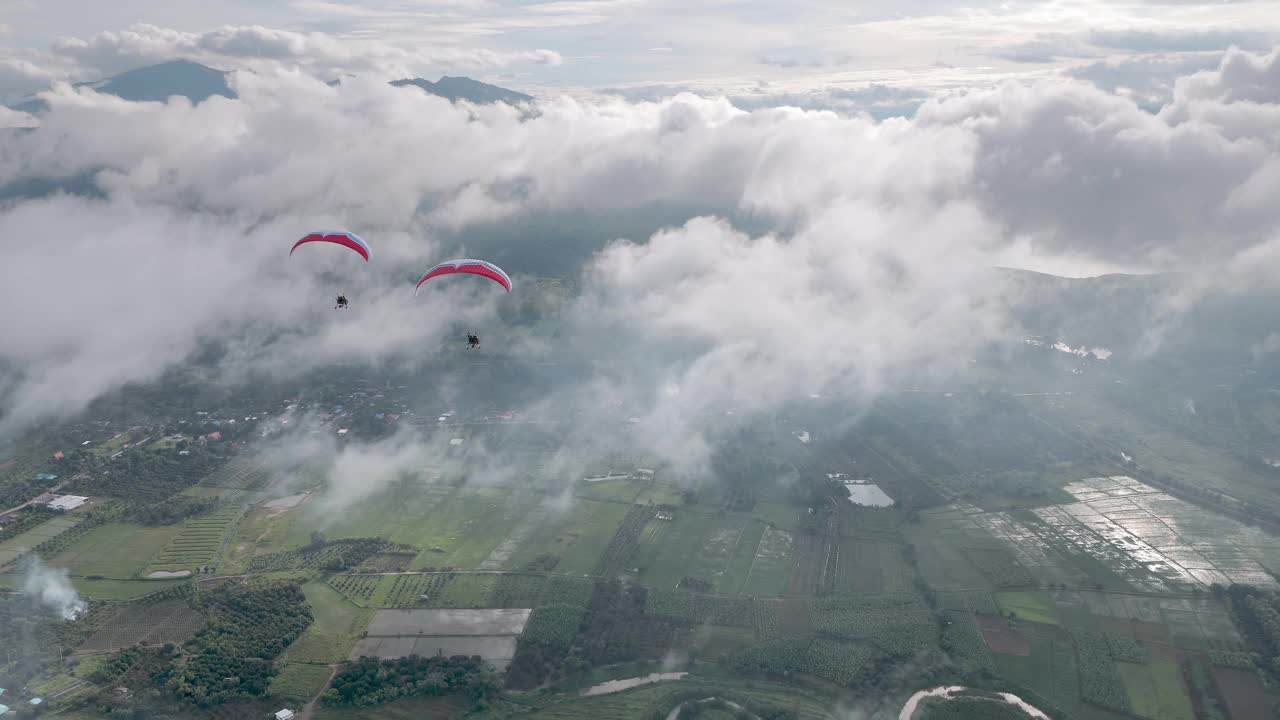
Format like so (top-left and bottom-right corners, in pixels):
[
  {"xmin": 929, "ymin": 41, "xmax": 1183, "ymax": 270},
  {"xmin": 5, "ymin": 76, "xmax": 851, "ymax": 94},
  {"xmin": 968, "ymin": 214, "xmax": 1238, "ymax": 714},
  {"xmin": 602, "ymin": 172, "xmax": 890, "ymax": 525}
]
[
  {"xmin": 899, "ymin": 686, "xmax": 1050, "ymax": 719},
  {"xmin": 578, "ymin": 672, "xmax": 689, "ymax": 697}
]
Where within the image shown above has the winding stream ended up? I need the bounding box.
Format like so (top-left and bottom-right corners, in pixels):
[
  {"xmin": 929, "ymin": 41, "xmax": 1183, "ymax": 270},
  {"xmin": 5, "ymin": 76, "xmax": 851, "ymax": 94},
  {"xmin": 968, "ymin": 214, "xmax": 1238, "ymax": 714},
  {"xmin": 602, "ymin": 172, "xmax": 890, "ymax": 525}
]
[
  {"xmin": 578, "ymin": 672, "xmax": 689, "ymax": 697},
  {"xmin": 899, "ymin": 686, "xmax": 1051, "ymax": 719}
]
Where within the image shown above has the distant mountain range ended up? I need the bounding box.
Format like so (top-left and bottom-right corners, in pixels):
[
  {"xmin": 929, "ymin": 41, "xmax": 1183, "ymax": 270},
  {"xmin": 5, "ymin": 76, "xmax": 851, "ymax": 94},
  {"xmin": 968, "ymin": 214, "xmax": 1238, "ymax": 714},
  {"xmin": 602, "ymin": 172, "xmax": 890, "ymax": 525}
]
[
  {"xmin": 388, "ymin": 76, "xmax": 534, "ymax": 105},
  {"xmin": 10, "ymin": 59, "xmax": 534, "ymax": 114}
]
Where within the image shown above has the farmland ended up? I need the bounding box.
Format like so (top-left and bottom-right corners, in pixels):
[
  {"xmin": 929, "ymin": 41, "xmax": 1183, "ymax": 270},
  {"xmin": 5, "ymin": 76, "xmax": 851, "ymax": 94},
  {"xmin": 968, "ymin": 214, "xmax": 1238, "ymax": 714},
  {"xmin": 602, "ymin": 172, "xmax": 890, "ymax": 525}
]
[
  {"xmin": 147, "ymin": 504, "xmax": 242, "ymax": 573},
  {"xmin": 0, "ymin": 514, "xmax": 81, "ymax": 566},
  {"xmin": 269, "ymin": 662, "xmax": 335, "ymax": 704},
  {"xmin": 9, "ymin": 354, "xmax": 1280, "ymax": 720},
  {"xmin": 50, "ymin": 522, "xmax": 178, "ymax": 579},
  {"xmin": 78, "ymin": 599, "xmax": 206, "ymax": 652}
]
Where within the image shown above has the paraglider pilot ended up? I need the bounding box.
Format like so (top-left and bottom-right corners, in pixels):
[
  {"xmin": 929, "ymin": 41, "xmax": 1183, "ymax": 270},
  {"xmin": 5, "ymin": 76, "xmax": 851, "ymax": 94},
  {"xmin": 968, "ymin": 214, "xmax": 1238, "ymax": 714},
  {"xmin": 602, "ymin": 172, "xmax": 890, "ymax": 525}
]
[
  {"xmin": 467, "ymin": 333, "xmax": 480, "ymax": 349},
  {"xmin": 335, "ymin": 294, "xmax": 349, "ymax": 310}
]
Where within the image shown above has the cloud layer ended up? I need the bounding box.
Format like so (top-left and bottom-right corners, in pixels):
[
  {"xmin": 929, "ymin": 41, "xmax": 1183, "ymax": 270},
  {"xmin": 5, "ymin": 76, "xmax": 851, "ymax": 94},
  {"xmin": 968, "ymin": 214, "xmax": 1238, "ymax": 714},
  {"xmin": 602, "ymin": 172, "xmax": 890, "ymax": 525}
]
[
  {"xmin": 2, "ymin": 47, "xmax": 1279, "ymax": 458},
  {"xmin": 50, "ymin": 23, "xmax": 563, "ymax": 80}
]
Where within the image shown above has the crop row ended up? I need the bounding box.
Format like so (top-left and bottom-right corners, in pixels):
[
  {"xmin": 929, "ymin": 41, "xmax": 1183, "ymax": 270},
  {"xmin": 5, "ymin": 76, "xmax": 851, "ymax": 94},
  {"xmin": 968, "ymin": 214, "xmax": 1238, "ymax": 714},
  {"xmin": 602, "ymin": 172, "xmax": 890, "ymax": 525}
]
[
  {"xmin": 646, "ymin": 589, "xmax": 755, "ymax": 628},
  {"xmin": 593, "ymin": 504, "xmax": 655, "ymax": 576},
  {"xmin": 248, "ymin": 537, "xmax": 390, "ymax": 572},
  {"xmin": 940, "ymin": 611, "xmax": 993, "ymax": 672},
  {"xmin": 490, "ymin": 574, "xmax": 548, "ymax": 608},
  {"xmin": 383, "ymin": 574, "xmax": 449, "ymax": 608},
  {"xmin": 0, "ymin": 508, "xmax": 54, "ymax": 542},
  {"xmin": 1208, "ymin": 647, "xmax": 1255, "ymax": 669},
  {"xmin": 1104, "ymin": 634, "xmax": 1148, "ymax": 664},
  {"xmin": 328, "ymin": 574, "xmax": 379, "ymax": 602},
  {"xmin": 810, "ymin": 594, "xmax": 937, "ymax": 658},
  {"xmin": 733, "ymin": 637, "xmax": 878, "ymax": 687},
  {"xmin": 542, "ymin": 575, "xmax": 596, "ymax": 609},
  {"xmin": 1072, "ymin": 629, "xmax": 1130, "ymax": 712},
  {"xmin": 754, "ymin": 600, "xmax": 781, "ymax": 640},
  {"xmin": 521, "ymin": 603, "xmax": 587, "ymax": 651}
]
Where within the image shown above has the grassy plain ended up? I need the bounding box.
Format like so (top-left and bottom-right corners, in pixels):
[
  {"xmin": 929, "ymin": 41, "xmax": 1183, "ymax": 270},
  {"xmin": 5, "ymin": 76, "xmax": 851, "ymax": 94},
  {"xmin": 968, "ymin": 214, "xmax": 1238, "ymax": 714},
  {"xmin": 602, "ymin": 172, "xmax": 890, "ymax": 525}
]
[
  {"xmin": 0, "ymin": 515, "xmax": 81, "ymax": 565},
  {"xmin": 995, "ymin": 591, "xmax": 1060, "ymax": 626},
  {"xmin": 740, "ymin": 526, "xmax": 794, "ymax": 597},
  {"xmin": 270, "ymin": 662, "xmax": 335, "ymax": 704},
  {"xmin": 634, "ymin": 512, "xmax": 748, "ymax": 590},
  {"xmin": 286, "ymin": 580, "xmax": 374, "ymax": 664},
  {"xmin": 51, "ymin": 522, "xmax": 178, "ymax": 578}
]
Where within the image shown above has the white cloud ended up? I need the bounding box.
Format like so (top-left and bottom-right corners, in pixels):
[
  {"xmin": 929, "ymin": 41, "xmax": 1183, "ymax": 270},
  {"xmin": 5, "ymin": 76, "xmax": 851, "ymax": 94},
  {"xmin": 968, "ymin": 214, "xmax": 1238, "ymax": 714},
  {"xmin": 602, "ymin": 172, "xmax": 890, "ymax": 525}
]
[
  {"xmin": 47, "ymin": 23, "xmax": 561, "ymax": 81},
  {"xmin": 1, "ymin": 46, "xmax": 1279, "ymax": 454}
]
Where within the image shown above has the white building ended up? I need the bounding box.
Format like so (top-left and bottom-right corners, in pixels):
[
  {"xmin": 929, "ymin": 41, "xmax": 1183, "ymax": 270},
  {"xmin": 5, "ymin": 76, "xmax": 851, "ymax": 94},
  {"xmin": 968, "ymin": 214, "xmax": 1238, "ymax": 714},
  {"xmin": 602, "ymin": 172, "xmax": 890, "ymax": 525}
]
[
  {"xmin": 46, "ymin": 495, "xmax": 89, "ymax": 512},
  {"xmin": 275, "ymin": 710, "xmax": 295, "ymax": 720}
]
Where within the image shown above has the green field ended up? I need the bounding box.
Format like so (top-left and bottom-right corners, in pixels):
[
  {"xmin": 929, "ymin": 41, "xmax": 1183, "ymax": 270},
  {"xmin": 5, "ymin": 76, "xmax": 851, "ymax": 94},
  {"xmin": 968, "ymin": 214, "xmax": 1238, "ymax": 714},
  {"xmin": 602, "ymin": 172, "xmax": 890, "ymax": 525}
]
[
  {"xmin": 503, "ymin": 498, "xmax": 630, "ymax": 575},
  {"xmin": 991, "ymin": 636, "xmax": 1055, "ymax": 700},
  {"xmin": 148, "ymin": 504, "xmax": 242, "ymax": 572},
  {"xmin": 995, "ymin": 590, "xmax": 1059, "ymax": 625},
  {"xmin": 740, "ymin": 526, "xmax": 794, "ymax": 597},
  {"xmin": 634, "ymin": 512, "xmax": 749, "ymax": 590},
  {"xmin": 0, "ymin": 514, "xmax": 82, "ymax": 565},
  {"xmin": 270, "ymin": 662, "xmax": 335, "ymax": 704},
  {"xmin": 1117, "ymin": 656, "xmax": 1196, "ymax": 720},
  {"xmin": 286, "ymin": 581, "xmax": 373, "ymax": 664},
  {"xmin": 279, "ymin": 484, "xmax": 610, "ymax": 573},
  {"xmin": 50, "ymin": 522, "xmax": 178, "ymax": 578},
  {"xmin": 45, "ymin": 576, "xmax": 188, "ymax": 600},
  {"xmin": 717, "ymin": 519, "xmax": 766, "ymax": 594}
]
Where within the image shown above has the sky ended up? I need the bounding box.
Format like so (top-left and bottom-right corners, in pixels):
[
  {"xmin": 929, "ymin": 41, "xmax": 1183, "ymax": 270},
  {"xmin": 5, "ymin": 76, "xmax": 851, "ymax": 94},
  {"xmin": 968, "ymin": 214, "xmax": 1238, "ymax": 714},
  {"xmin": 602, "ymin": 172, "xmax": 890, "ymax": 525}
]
[
  {"xmin": 0, "ymin": 3, "xmax": 1278, "ymax": 460},
  {"xmin": 1, "ymin": 0, "xmax": 1278, "ymax": 102}
]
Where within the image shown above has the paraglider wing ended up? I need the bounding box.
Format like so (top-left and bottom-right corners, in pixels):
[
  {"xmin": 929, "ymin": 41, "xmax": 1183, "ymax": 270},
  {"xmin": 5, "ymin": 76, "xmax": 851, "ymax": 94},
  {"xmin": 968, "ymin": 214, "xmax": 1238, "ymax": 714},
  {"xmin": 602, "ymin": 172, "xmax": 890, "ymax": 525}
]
[
  {"xmin": 289, "ymin": 231, "xmax": 371, "ymax": 261},
  {"xmin": 415, "ymin": 259, "xmax": 512, "ymax": 295}
]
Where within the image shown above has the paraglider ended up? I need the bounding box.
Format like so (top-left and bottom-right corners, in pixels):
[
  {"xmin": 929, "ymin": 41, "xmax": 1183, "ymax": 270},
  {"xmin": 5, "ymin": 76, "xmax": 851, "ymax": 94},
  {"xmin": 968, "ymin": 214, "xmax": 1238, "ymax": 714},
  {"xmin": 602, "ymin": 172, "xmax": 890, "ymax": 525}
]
[
  {"xmin": 415, "ymin": 259, "xmax": 512, "ymax": 295},
  {"xmin": 290, "ymin": 231, "xmax": 370, "ymax": 308},
  {"xmin": 290, "ymin": 231, "xmax": 371, "ymax": 261},
  {"xmin": 414, "ymin": 259, "xmax": 510, "ymax": 350}
]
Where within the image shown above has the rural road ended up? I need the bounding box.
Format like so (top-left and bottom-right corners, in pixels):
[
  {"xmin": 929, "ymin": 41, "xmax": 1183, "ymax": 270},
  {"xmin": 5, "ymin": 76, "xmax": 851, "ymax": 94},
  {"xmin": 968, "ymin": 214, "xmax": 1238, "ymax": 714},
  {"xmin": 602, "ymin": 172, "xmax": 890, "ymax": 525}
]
[{"xmin": 297, "ymin": 664, "xmax": 341, "ymax": 720}]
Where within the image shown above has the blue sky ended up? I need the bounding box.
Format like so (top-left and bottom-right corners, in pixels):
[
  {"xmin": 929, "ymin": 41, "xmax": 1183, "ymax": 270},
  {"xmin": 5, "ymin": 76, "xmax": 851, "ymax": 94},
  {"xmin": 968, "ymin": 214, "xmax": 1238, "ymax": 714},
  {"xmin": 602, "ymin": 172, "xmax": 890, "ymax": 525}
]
[{"xmin": 1, "ymin": 0, "xmax": 1277, "ymax": 99}]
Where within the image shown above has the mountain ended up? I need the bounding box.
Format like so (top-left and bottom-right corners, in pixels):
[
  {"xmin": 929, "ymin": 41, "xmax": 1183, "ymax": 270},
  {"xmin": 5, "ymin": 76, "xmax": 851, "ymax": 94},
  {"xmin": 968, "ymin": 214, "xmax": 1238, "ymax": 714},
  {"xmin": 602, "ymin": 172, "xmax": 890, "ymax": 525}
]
[
  {"xmin": 12, "ymin": 59, "xmax": 236, "ymax": 114},
  {"xmin": 389, "ymin": 75, "xmax": 534, "ymax": 105},
  {"xmin": 11, "ymin": 61, "xmax": 532, "ymax": 115},
  {"xmin": 998, "ymin": 267, "xmax": 1280, "ymax": 370}
]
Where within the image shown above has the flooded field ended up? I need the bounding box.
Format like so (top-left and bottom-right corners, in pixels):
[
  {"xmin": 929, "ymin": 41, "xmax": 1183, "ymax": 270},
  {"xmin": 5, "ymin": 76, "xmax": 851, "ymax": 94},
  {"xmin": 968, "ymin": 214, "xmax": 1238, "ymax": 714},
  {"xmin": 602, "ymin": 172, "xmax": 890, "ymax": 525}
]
[
  {"xmin": 365, "ymin": 608, "xmax": 531, "ymax": 636},
  {"xmin": 351, "ymin": 608, "xmax": 532, "ymax": 670},
  {"xmin": 940, "ymin": 477, "xmax": 1280, "ymax": 593},
  {"xmin": 845, "ymin": 482, "xmax": 894, "ymax": 507}
]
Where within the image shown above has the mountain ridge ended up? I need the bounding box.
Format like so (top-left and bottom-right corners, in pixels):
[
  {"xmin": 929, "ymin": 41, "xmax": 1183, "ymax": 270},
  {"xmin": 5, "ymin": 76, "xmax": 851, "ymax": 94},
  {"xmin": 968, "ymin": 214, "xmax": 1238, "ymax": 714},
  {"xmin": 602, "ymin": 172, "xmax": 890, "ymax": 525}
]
[{"xmin": 10, "ymin": 59, "xmax": 534, "ymax": 113}]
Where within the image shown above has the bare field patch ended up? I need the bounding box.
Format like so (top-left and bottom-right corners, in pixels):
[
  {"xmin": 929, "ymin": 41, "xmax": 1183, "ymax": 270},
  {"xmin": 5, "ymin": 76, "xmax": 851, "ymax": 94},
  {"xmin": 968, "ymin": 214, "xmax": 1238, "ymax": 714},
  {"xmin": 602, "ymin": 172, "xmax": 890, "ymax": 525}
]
[{"xmin": 976, "ymin": 612, "xmax": 1029, "ymax": 656}]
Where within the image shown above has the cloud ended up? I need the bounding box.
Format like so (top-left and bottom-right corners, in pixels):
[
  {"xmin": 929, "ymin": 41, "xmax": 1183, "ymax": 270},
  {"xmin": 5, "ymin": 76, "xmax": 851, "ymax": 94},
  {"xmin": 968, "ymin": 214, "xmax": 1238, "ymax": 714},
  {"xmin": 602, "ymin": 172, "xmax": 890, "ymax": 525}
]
[
  {"xmin": 2, "ymin": 47, "xmax": 1280, "ymax": 455},
  {"xmin": 1067, "ymin": 53, "xmax": 1223, "ymax": 110},
  {"xmin": 48, "ymin": 23, "xmax": 561, "ymax": 81},
  {"xmin": 1087, "ymin": 28, "xmax": 1275, "ymax": 53},
  {"xmin": 987, "ymin": 33, "xmax": 1102, "ymax": 64},
  {"xmin": 0, "ymin": 104, "xmax": 37, "ymax": 127},
  {"xmin": 990, "ymin": 28, "xmax": 1275, "ymax": 65}
]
